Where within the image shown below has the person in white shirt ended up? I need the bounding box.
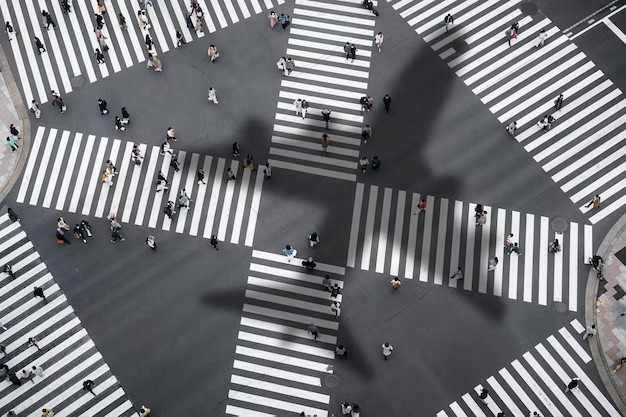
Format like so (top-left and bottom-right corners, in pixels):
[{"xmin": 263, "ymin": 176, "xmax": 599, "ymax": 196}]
[{"xmin": 382, "ymin": 342, "xmax": 393, "ymax": 360}]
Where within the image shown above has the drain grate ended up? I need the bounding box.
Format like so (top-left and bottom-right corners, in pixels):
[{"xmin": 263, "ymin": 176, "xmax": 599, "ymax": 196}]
[
  {"xmin": 554, "ymin": 302, "xmax": 568, "ymax": 313},
  {"xmin": 325, "ymin": 374, "xmax": 339, "ymax": 388},
  {"xmin": 551, "ymin": 217, "xmax": 568, "ymax": 233}
]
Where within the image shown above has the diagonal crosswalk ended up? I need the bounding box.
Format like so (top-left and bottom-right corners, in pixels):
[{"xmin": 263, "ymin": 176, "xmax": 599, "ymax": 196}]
[
  {"xmin": 268, "ymin": 0, "xmax": 379, "ymax": 182},
  {"xmin": 436, "ymin": 319, "xmax": 621, "ymax": 417},
  {"xmin": 224, "ymin": 250, "xmax": 345, "ymax": 417},
  {"xmin": 347, "ymin": 183, "xmax": 594, "ymax": 311},
  {"xmin": 16, "ymin": 126, "xmax": 264, "ymax": 246},
  {"xmin": 0, "ymin": 0, "xmax": 281, "ymax": 105},
  {"xmin": 0, "ymin": 213, "xmax": 136, "ymax": 416},
  {"xmin": 388, "ymin": 0, "xmax": 626, "ymax": 224}
]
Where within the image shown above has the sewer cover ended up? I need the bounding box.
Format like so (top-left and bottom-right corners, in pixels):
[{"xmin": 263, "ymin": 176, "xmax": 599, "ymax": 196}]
[
  {"xmin": 551, "ymin": 217, "xmax": 568, "ymax": 233},
  {"xmin": 325, "ymin": 374, "xmax": 339, "ymax": 388},
  {"xmin": 554, "ymin": 302, "xmax": 568, "ymax": 313},
  {"xmin": 519, "ymin": 1, "xmax": 538, "ymax": 15},
  {"xmin": 71, "ymin": 75, "xmax": 84, "ymax": 89}
]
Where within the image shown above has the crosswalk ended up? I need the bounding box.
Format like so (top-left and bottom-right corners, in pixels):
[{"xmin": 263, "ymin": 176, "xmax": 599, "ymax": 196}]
[
  {"xmin": 437, "ymin": 319, "xmax": 620, "ymax": 417},
  {"xmin": 224, "ymin": 249, "xmax": 345, "ymax": 416},
  {"xmin": 0, "ymin": 213, "xmax": 136, "ymax": 416},
  {"xmin": 388, "ymin": 0, "xmax": 626, "ymax": 224},
  {"xmin": 268, "ymin": 0, "xmax": 378, "ymax": 181},
  {"xmin": 347, "ymin": 183, "xmax": 594, "ymax": 311},
  {"xmin": 0, "ymin": 0, "xmax": 280, "ymax": 105},
  {"xmin": 16, "ymin": 126, "xmax": 264, "ymax": 246}
]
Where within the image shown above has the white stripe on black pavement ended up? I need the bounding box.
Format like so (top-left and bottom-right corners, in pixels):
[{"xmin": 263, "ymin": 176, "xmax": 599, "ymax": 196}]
[
  {"xmin": 224, "ymin": 250, "xmax": 346, "ymax": 416},
  {"xmin": 0, "ymin": 213, "xmax": 136, "ymax": 416},
  {"xmin": 347, "ymin": 183, "xmax": 591, "ymax": 311},
  {"xmin": 0, "ymin": 0, "xmax": 279, "ymax": 105},
  {"xmin": 16, "ymin": 126, "xmax": 264, "ymax": 247},
  {"xmin": 387, "ymin": 0, "xmax": 626, "ymax": 224},
  {"xmin": 437, "ymin": 319, "xmax": 620, "ymax": 417}
]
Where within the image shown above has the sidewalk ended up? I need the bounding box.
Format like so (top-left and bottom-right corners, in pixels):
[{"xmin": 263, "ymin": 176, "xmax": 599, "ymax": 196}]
[
  {"xmin": 588, "ymin": 211, "xmax": 626, "ymax": 414},
  {"xmin": 0, "ymin": 43, "xmax": 29, "ymax": 205}
]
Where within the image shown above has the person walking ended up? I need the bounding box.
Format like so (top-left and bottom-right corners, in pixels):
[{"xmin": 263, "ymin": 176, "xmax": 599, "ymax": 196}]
[
  {"xmin": 293, "ymin": 98, "xmax": 302, "ymax": 116},
  {"xmin": 98, "ymin": 99, "xmax": 109, "ymax": 115},
  {"xmin": 382, "ymin": 342, "xmax": 393, "ymax": 360},
  {"xmin": 488, "ymin": 257, "xmax": 499, "ymax": 271},
  {"xmin": 582, "ymin": 324, "xmax": 596, "ymax": 340},
  {"xmin": 115, "ymin": 116, "xmax": 126, "ymax": 132},
  {"xmin": 163, "ymin": 201, "xmax": 176, "ymax": 220},
  {"xmin": 444, "ymin": 13, "xmax": 454, "ymax": 31},
  {"xmin": 330, "ymin": 283, "xmax": 341, "ymax": 299},
  {"xmin": 83, "ymin": 379, "xmax": 96, "ymax": 396},
  {"xmin": 42, "ymin": 10, "xmax": 57, "ymax": 30},
  {"xmin": 197, "ymin": 168, "xmax": 206, "ymax": 185},
  {"xmin": 268, "ymin": 11, "xmax": 278, "ymax": 28},
  {"xmin": 6, "ymin": 137, "xmax": 19, "ymax": 152},
  {"xmin": 308, "ymin": 232, "xmax": 319, "ymax": 247},
  {"xmin": 119, "ymin": 12, "xmax": 127, "ymax": 29},
  {"xmin": 413, "ymin": 198, "xmax": 426, "ymax": 214},
  {"xmin": 344, "ymin": 41, "xmax": 352, "ymax": 59},
  {"xmin": 208, "ymin": 44, "xmax": 219, "ymax": 62},
  {"xmin": 613, "ymin": 357, "xmax": 626, "ymax": 373},
  {"xmin": 335, "ymin": 345, "xmax": 347, "ymax": 359},
  {"xmin": 321, "ymin": 134, "xmax": 331, "ymax": 155},
  {"xmin": 371, "ymin": 156, "xmax": 380, "ymax": 172},
  {"xmin": 28, "ymin": 336, "xmax": 41, "ymax": 350},
  {"xmin": 322, "ymin": 274, "xmax": 332, "ymax": 291},
  {"xmin": 194, "ymin": 17, "xmax": 203, "ymax": 34},
  {"xmin": 5, "ymin": 21, "xmax": 16, "ymax": 41},
  {"xmin": 554, "ymin": 93, "xmax": 564, "ymax": 111},
  {"xmin": 146, "ymin": 53, "xmax": 162, "ymax": 71},
  {"xmin": 321, "ymin": 108, "xmax": 331, "ymax": 128},
  {"xmin": 506, "ymin": 121, "xmax": 517, "ymax": 138},
  {"xmin": 30, "ymin": 100, "xmax": 42, "ymax": 118},
  {"xmin": 359, "ymin": 157, "xmax": 369, "ymax": 173},
  {"xmin": 307, "ymin": 323, "xmax": 319, "ymax": 341},
  {"xmin": 278, "ymin": 13, "xmax": 290, "ymax": 30},
  {"xmin": 476, "ymin": 210, "xmax": 487, "ymax": 226},
  {"xmin": 160, "ymin": 141, "xmax": 173, "ymax": 156},
  {"xmin": 263, "ymin": 162, "xmax": 272, "ymax": 179},
  {"xmin": 349, "ymin": 43, "xmax": 357, "ymax": 62},
  {"xmin": 146, "ymin": 235, "xmax": 157, "ymax": 250},
  {"xmin": 176, "ymin": 31, "xmax": 185, "ymax": 47},
  {"xmin": 300, "ymin": 99, "xmax": 309, "ymax": 119},
  {"xmin": 564, "ymin": 377, "xmax": 580, "ymax": 393},
  {"xmin": 391, "ymin": 277, "xmax": 401, "ymax": 292},
  {"xmin": 585, "ymin": 194, "xmax": 601, "ymax": 209},
  {"xmin": 208, "ymin": 87, "xmax": 218, "ymax": 103},
  {"xmin": 383, "ymin": 94, "xmax": 391, "ymax": 113},
  {"xmin": 33, "ymin": 286, "xmax": 46, "ymax": 302},
  {"xmin": 243, "ymin": 154, "xmax": 255, "ymax": 172},
  {"xmin": 121, "ymin": 107, "xmax": 130, "ymax": 124},
  {"xmin": 34, "ymin": 37, "xmax": 46, "ymax": 54},
  {"xmin": 535, "ymin": 29, "xmax": 547, "ymax": 47},
  {"xmin": 304, "ymin": 258, "xmax": 318, "ymax": 273},
  {"xmin": 283, "ymin": 244, "xmax": 297, "ymax": 261},
  {"xmin": 507, "ymin": 242, "xmax": 521, "ymax": 255},
  {"xmin": 155, "ymin": 178, "xmax": 167, "ymax": 192},
  {"xmin": 177, "ymin": 189, "xmax": 192, "ymax": 209},
  {"xmin": 102, "ymin": 170, "xmax": 113, "ymax": 186},
  {"xmin": 139, "ymin": 406, "xmax": 152, "ymax": 416},
  {"xmin": 505, "ymin": 233, "xmax": 514, "ymax": 249},
  {"xmin": 166, "ymin": 127, "xmax": 177, "ymax": 142},
  {"xmin": 170, "ymin": 154, "xmax": 180, "ymax": 172},
  {"xmin": 331, "ymin": 301, "xmax": 340, "ymax": 318},
  {"xmin": 449, "ymin": 266, "xmax": 464, "ymax": 282},
  {"xmin": 375, "ymin": 32, "xmax": 383, "ymax": 52},
  {"xmin": 285, "ymin": 57, "xmax": 295, "ymax": 75},
  {"xmin": 232, "ymin": 142, "xmax": 240, "ymax": 157},
  {"xmin": 56, "ymin": 227, "xmax": 71, "ymax": 245},
  {"xmin": 0, "ymin": 343, "xmax": 8, "ymax": 357},
  {"xmin": 95, "ymin": 48, "xmax": 106, "ymax": 64},
  {"xmin": 21, "ymin": 369, "xmax": 36, "ymax": 384},
  {"xmin": 361, "ymin": 124, "xmax": 371, "ymax": 143},
  {"xmin": 478, "ymin": 388, "xmax": 489, "ymax": 405},
  {"xmin": 225, "ymin": 167, "xmax": 237, "ymax": 182},
  {"xmin": 210, "ymin": 235, "xmax": 219, "ymax": 250}
]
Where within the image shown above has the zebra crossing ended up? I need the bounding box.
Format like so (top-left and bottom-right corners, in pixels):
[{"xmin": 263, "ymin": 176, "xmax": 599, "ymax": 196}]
[
  {"xmin": 16, "ymin": 126, "xmax": 264, "ymax": 245},
  {"xmin": 0, "ymin": 0, "xmax": 280, "ymax": 106},
  {"xmin": 388, "ymin": 0, "xmax": 626, "ymax": 225},
  {"xmin": 267, "ymin": 0, "xmax": 378, "ymax": 182},
  {"xmin": 0, "ymin": 213, "xmax": 136, "ymax": 416},
  {"xmin": 437, "ymin": 319, "xmax": 620, "ymax": 417},
  {"xmin": 224, "ymin": 249, "xmax": 345, "ymax": 417},
  {"xmin": 347, "ymin": 183, "xmax": 594, "ymax": 311}
]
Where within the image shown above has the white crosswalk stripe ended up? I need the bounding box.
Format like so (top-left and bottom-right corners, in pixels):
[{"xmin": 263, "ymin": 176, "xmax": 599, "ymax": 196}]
[
  {"xmin": 437, "ymin": 320, "xmax": 620, "ymax": 417},
  {"xmin": 16, "ymin": 126, "xmax": 264, "ymax": 247},
  {"xmin": 387, "ymin": 0, "xmax": 626, "ymax": 224},
  {"xmin": 0, "ymin": 0, "xmax": 278, "ymax": 104},
  {"xmin": 268, "ymin": 0, "xmax": 381, "ymax": 181},
  {"xmin": 0, "ymin": 214, "xmax": 136, "ymax": 416},
  {"xmin": 224, "ymin": 250, "xmax": 346, "ymax": 416},
  {"xmin": 347, "ymin": 183, "xmax": 591, "ymax": 310}
]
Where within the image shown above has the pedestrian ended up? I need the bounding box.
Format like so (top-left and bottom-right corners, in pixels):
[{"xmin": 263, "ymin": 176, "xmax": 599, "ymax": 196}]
[
  {"xmin": 382, "ymin": 342, "xmax": 393, "ymax": 360},
  {"xmin": 208, "ymin": 87, "xmax": 218, "ymax": 103},
  {"xmin": 564, "ymin": 377, "xmax": 580, "ymax": 393},
  {"xmin": 170, "ymin": 154, "xmax": 180, "ymax": 172},
  {"xmin": 232, "ymin": 142, "xmax": 240, "ymax": 157},
  {"xmin": 308, "ymin": 232, "xmax": 319, "ymax": 247},
  {"xmin": 98, "ymin": 98, "xmax": 108, "ymax": 115},
  {"xmin": 549, "ymin": 239, "xmax": 561, "ymax": 253},
  {"xmin": 375, "ymin": 32, "xmax": 383, "ymax": 52},
  {"xmin": 585, "ymin": 194, "xmax": 601, "ymax": 209},
  {"xmin": 414, "ymin": 198, "xmax": 426, "ymax": 214},
  {"xmin": 8, "ymin": 208, "xmax": 19, "ymax": 222},
  {"xmin": 137, "ymin": 9, "xmax": 149, "ymax": 31},
  {"xmin": 197, "ymin": 168, "xmax": 206, "ymax": 185},
  {"xmin": 322, "ymin": 274, "xmax": 332, "ymax": 291},
  {"xmin": 42, "ymin": 409, "xmax": 55, "ymax": 417},
  {"xmin": 119, "ymin": 12, "xmax": 127, "ymax": 29},
  {"xmin": 263, "ymin": 162, "xmax": 272, "ymax": 179},
  {"xmin": 278, "ymin": 13, "xmax": 290, "ymax": 30},
  {"xmin": 330, "ymin": 283, "xmax": 341, "ymax": 299},
  {"xmin": 166, "ymin": 127, "xmax": 177, "ymax": 142},
  {"xmin": 110, "ymin": 221, "xmax": 124, "ymax": 243},
  {"xmin": 359, "ymin": 95, "xmax": 372, "ymax": 112},
  {"xmin": 582, "ymin": 324, "xmax": 596, "ymax": 340},
  {"xmin": 478, "ymin": 388, "xmax": 489, "ymax": 405},
  {"xmin": 102, "ymin": 170, "xmax": 113, "ymax": 186},
  {"xmin": 6, "ymin": 137, "xmax": 18, "ymax": 152},
  {"xmin": 307, "ymin": 323, "xmax": 319, "ymax": 341},
  {"xmin": 321, "ymin": 134, "xmax": 331, "ymax": 155},
  {"xmin": 95, "ymin": 48, "xmax": 106, "ymax": 64},
  {"xmin": 268, "ymin": 11, "xmax": 278, "ymax": 28},
  {"xmin": 302, "ymin": 257, "xmax": 316, "ymax": 271},
  {"xmin": 115, "ymin": 116, "xmax": 127, "ymax": 132},
  {"xmin": 335, "ymin": 345, "xmax": 347, "ymax": 359},
  {"xmin": 349, "ymin": 43, "xmax": 357, "ymax": 62},
  {"xmin": 488, "ymin": 257, "xmax": 499, "ymax": 271},
  {"xmin": 285, "ymin": 57, "xmax": 295, "ymax": 75},
  {"xmin": 42, "ymin": 10, "xmax": 56, "ymax": 30},
  {"xmin": 139, "ymin": 406, "xmax": 152, "ymax": 416},
  {"xmin": 97, "ymin": 0, "xmax": 106, "ymax": 15},
  {"xmin": 506, "ymin": 242, "xmax": 521, "ymax": 255},
  {"xmin": 450, "ymin": 266, "xmax": 463, "ymax": 281},
  {"xmin": 293, "ymin": 98, "xmax": 302, "ymax": 116},
  {"xmin": 177, "ymin": 189, "xmax": 191, "ymax": 209},
  {"xmin": 554, "ymin": 93, "xmax": 564, "ymax": 111},
  {"xmin": 283, "ymin": 244, "xmax": 297, "ymax": 261},
  {"xmin": 321, "ymin": 108, "xmax": 331, "ymax": 128},
  {"xmin": 244, "ymin": 154, "xmax": 256, "ymax": 172},
  {"xmin": 506, "ymin": 121, "xmax": 517, "ymax": 138},
  {"xmin": 225, "ymin": 167, "xmax": 237, "ymax": 182},
  {"xmin": 50, "ymin": 92, "xmax": 66, "ymax": 113},
  {"xmin": 361, "ymin": 124, "xmax": 371, "ymax": 143},
  {"xmin": 9, "ymin": 372, "xmax": 21, "ymax": 386},
  {"xmin": 27, "ymin": 336, "xmax": 41, "ymax": 350},
  {"xmin": 163, "ymin": 201, "xmax": 176, "ymax": 221},
  {"xmin": 277, "ymin": 56, "xmax": 286, "ymax": 74},
  {"xmin": 5, "ymin": 21, "xmax": 16, "ymax": 41},
  {"xmin": 56, "ymin": 227, "xmax": 71, "ymax": 245},
  {"xmin": 535, "ymin": 29, "xmax": 547, "ymax": 47},
  {"xmin": 176, "ymin": 30, "xmax": 185, "ymax": 47},
  {"xmin": 146, "ymin": 53, "xmax": 162, "ymax": 71},
  {"xmin": 0, "ymin": 343, "xmax": 8, "ymax": 357},
  {"xmin": 210, "ymin": 235, "xmax": 219, "ymax": 250},
  {"xmin": 30, "ymin": 100, "xmax": 42, "ymax": 118},
  {"xmin": 331, "ymin": 301, "xmax": 340, "ymax": 318},
  {"xmin": 505, "ymin": 233, "xmax": 514, "ymax": 248},
  {"xmin": 33, "ymin": 286, "xmax": 46, "ymax": 302},
  {"xmin": 73, "ymin": 224, "xmax": 87, "ymax": 243},
  {"xmin": 34, "ymin": 37, "xmax": 46, "ymax": 54},
  {"xmin": 444, "ymin": 13, "xmax": 454, "ymax": 31},
  {"xmin": 391, "ymin": 277, "xmax": 401, "ymax": 292},
  {"xmin": 82, "ymin": 379, "xmax": 96, "ymax": 395},
  {"xmin": 208, "ymin": 44, "xmax": 219, "ymax": 62},
  {"xmin": 105, "ymin": 159, "xmax": 116, "ymax": 175},
  {"xmin": 613, "ymin": 357, "xmax": 626, "ymax": 373},
  {"xmin": 21, "ymin": 369, "xmax": 36, "ymax": 384},
  {"xmin": 160, "ymin": 141, "xmax": 173, "ymax": 155},
  {"xmin": 511, "ymin": 21, "xmax": 519, "ymax": 36},
  {"xmin": 58, "ymin": 217, "xmax": 70, "ymax": 230},
  {"xmin": 359, "ymin": 157, "xmax": 369, "ymax": 173},
  {"xmin": 121, "ymin": 107, "xmax": 130, "ymax": 124},
  {"xmin": 383, "ymin": 94, "xmax": 391, "ymax": 113},
  {"xmin": 505, "ymin": 27, "xmax": 514, "ymax": 46},
  {"xmin": 132, "ymin": 145, "xmax": 143, "ymax": 162},
  {"xmin": 145, "ymin": 33, "xmax": 154, "ymax": 51},
  {"xmin": 301, "ymin": 100, "xmax": 309, "ymax": 119},
  {"xmin": 371, "ymin": 156, "xmax": 380, "ymax": 172},
  {"xmin": 146, "ymin": 235, "xmax": 157, "ymax": 250}
]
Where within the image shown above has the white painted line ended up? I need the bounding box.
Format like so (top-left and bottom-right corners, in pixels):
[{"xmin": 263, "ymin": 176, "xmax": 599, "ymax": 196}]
[
  {"xmin": 555, "ymin": 330, "xmax": 591, "ymax": 363},
  {"xmin": 273, "ymin": 124, "xmax": 361, "ymax": 146},
  {"xmin": 122, "ymin": 144, "xmax": 148, "ymax": 223},
  {"xmin": 449, "ymin": 401, "xmax": 468, "ymax": 417},
  {"xmin": 17, "ymin": 127, "xmax": 45, "ymax": 203},
  {"xmin": 570, "ymin": 4, "xmax": 626, "ymax": 39},
  {"xmin": 42, "ymin": 131, "xmax": 70, "ymax": 208},
  {"xmin": 291, "ymin": 17, "xmax": 373, "ymax": 36},
  {"xmin": 243, "ymin": 304, "xmax": 339, "ymax": 330},
  {"xmin": 271, "ymin": 136, "xmax": 359, "ymax": 157},
  {"xmin": 162, "ymin": 151, "xmax": 187, "ymax": 231},
  {"xmin": 29, "ymin": 128, "xmax": 58, "ymax": 206},
  {"xmin": 170, "ymin": 0, "xmax": 194, "ymax": 43},
  {"xmin": 204, "ymin": 158, "xmax": 226, "ymax": 238},
  {"xmin": 570, "ymin": 319, "xmax": 586, "ymax": 334},
  {"xmin": 86, "ymin": 0, "xmax": 121, "ymax": 73},
  {"xmin": 115, "ymin": 0, "xmax": 145, "ymax": 62},
  {"xmin": 583, "ymin": 225, "xmax": 593, "ymax": 264},
  {"xmin": 231, "ymin": 375, "xmax": 329, "ymax": 403},
  {"xmin": 217, "ymin": 160, "xmax": 238, "ymax": 240},
  {"xmin": 268, "ymin": 159, "xmax": 357, "ymax": 182},
  {"xmin": 448, "ymin": 200, "xmax": 463, "ymax": 288},
  {"xmin": 190, "ymin": 156, "xmax": 212, "ymax": 237},
  {"xmin": 68, "ymin": 134, "xmax": 95, "ymax": 213},
  {"xmin": 236, "ymin": 345, "xmax": 332, "ymax": 374},
  {"xmin": 148, "ymin": 152, "xmax": 171, "ymax": 228},
  {"xmin": 109, "ymin": 141, "xmax": 135, "ymax": 217},
  {"xmin": 146, "ymin": 4, "xmax": 170, "ymax": 54},
  {"xmin": 238, "ymin": 331, "xmax": 334, "ymax": 358},
  {"xmin": 477, "ymin": 205, "xmax": 491, "ymax": 293},
  {"xmin": 95, "ymin": 139, "xmax": 120, "ymax": 218},
  {"xmin": 0, "ymin": 0, "xmax": 33, "ymax": 104},
  {"xmin": 433, "ymin": 198, "xmax": 448, "ymax": 285},
  {"xmin": 225, "ymin": 405, "xmax": 274, "ymax": 417},
  {"xmin": 297, "ymin": 0, "xmax": 375, "ymax": 16},
  {"xmin": 523, "ymin": 214, "xmax": 535, "ymax": 303},
  {"xmin": 228, "ymin": 390, "xmax": 328, "ymax": 417},
  {"xmin": 74, "ymin": 0, "xmax": 108, "ymax": 78},
  {"xmin": 208, "ymin": 0, "xmax": 228, "ymax": 29},
  {"xmin": 269, "ymin": 147, "xmax": 358, "ymax": 169},
  {"xmin": 176, "ymin": 153, "xmax": 200, "ymax": 233},
  {"xmin": 486, "ymin": 376, "xmax": 524, "ymax": 417},
  {"xmin": 413, "ymin": 0, "xmax": 477, "ymax": 34},
  {"xmin": 232, "ymin": 360, "xmax": 321, "ymax": 386},
  {"xmin": 251, "ymin": 251, "xmax": 346, "ymax": 275},
  {"xmin": 538, "ymin": 217, "xmax": 549, "ymax": 305},
  {"xmin": 102, "ymin": 0, "xmax": 133, "ymax": 68},
  {"xmin": 55, "ymin": 132, "xmax": 82, "ymax": 210},
  {"xmin": 347, "ymin": 183, "xmax": 365, "ymax": 268},
  {"xmin": 508, "ymin": 211, "xmax": 520, "ymax": 300},
  {"xmin": 511, "ymin": 359, "xmax": 563, "ymax": 417},
  {"xmin": 294, "ymin": 7, "xmax": 375, "ymax": 26},
  {"xmin": 500, "ymin": 367, "xmax": 540, "ymax": 413},
  {"xmin": 390, "ymin": 190, "xmax": 407, "ymax": 277},
  {"xmin": 247, "ymin": 276, "xmax": 342, "ymax": 303},
  {"xmin": 249, "ymin": 263, "xmax": 345, "ymax": 287},
  {"xmin": 553, "ymin": 231, "xmax": 564, "ymax": 303},
  {"xmin": 419, "ymin": 195, "xmax": 435, "ymax": 282},
  {"xmin": 605, "ymin": 19, "xmax": 626, "ymax": 44},
  {"xmin": 375, "ymin": 188, "xmax": 392, "ymax": 273},
  {"xmin": 360, "ymin": 185, "xmax": 378, "ymax": 270},
  {"xmin": 36, "ymin": 0, "xmax": 72, "ymax": 92},
  {"xmin": 589, "ymin": 188, "xmax": 626, "ymax": 224},
  {"xmin": 245, "ymin": 167, "xmax": 264, "ymax": 247},
  {"xmin": 404, "ymin": 193, "xmax": 420, "ymax": 279},
  {"xmin": 241, "ymin": 314, "xmax": 337, "ymax": 343},
  {"xmin": 463, "ymin": 203, "xmax": 476, "ymax": 291},
  {"xmin": 461, "ymin": 393, "xmax": 487, "ymax": 417},
  {"xmin": 81, "ymin": 135, "xmax": 108, "ymax": 216}
]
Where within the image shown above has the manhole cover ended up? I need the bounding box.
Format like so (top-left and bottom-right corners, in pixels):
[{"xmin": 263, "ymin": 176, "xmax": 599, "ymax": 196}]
[
  {"xmin": 554, "ymin": 302, "xmax": 567, "ymax": 313},
  {"xmin": 71, "ymin": 75, "xmax": 85, "ymax": 89},
  {"xmin": 451, "ymin": 39, "xmax": 469, "ymax": 54},
  {"xmin": 551, "ymin": 217, "xmax": 568, "ymax": 233},
  {"xmin": 325, "ymin": 374, "xmax": 339, "ymax": 388},
  {"xmin": 519, "ymin": 1, "xmax": 538, "ymax": 15}
]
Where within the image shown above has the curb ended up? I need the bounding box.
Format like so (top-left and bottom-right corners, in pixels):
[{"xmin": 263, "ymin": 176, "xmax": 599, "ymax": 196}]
[
  {"xmin": 0, "ymin": 43, "xmax": 31, "ymax": 205},
  {"xmin": 586, "ymin": 211, "xmax": 626, "ymax": 415}
]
